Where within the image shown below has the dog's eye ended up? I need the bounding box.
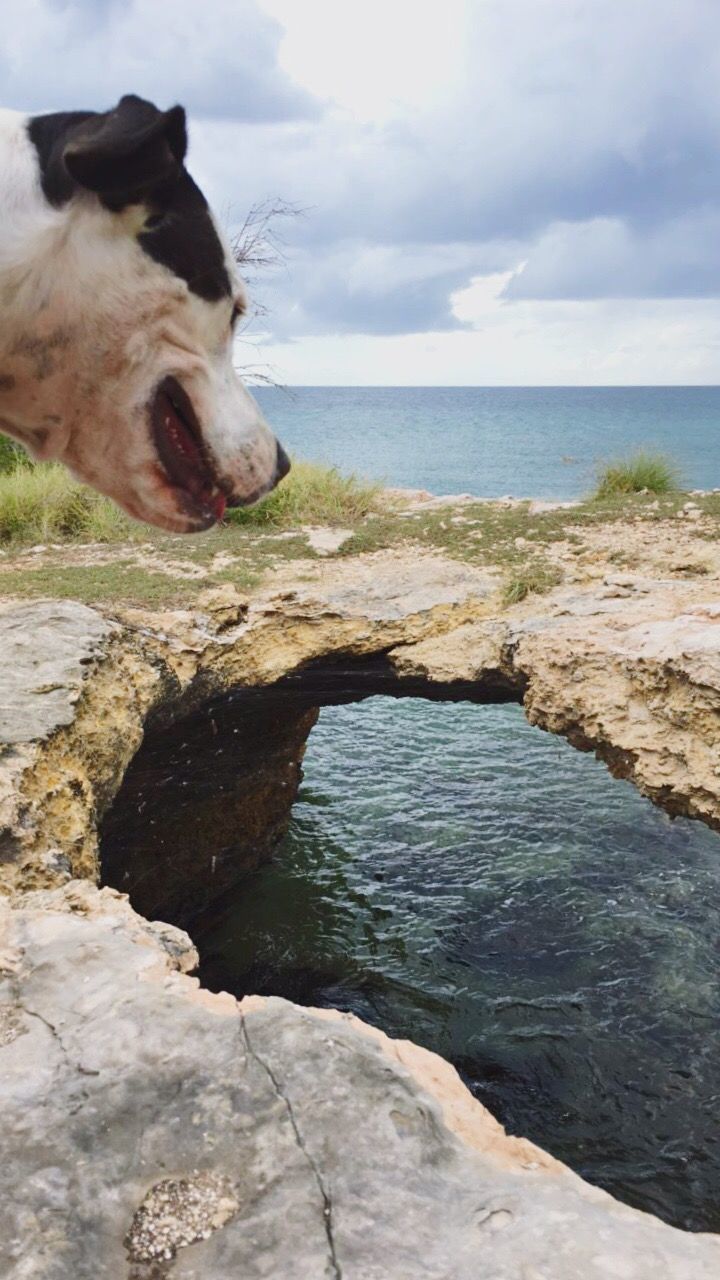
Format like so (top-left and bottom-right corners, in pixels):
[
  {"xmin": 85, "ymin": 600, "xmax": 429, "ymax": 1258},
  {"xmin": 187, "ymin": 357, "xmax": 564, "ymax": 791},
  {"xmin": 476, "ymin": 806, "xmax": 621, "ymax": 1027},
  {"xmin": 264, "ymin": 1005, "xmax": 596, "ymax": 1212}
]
[
  {"xmin": 230, "ymin": 303, "xmax": 244, "ymax": 328},
  {"xmin": 144, "ymin": 214, "xmax": 164, "ymax": 231}
]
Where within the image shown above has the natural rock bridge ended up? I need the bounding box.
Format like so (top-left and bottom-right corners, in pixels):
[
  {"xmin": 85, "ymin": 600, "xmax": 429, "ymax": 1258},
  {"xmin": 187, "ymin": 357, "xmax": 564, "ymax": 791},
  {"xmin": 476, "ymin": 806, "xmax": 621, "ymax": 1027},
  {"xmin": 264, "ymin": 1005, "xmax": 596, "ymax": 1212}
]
[{"xmin": 2, "ymin": 550, "xmax": 720, "ymax": 1276}]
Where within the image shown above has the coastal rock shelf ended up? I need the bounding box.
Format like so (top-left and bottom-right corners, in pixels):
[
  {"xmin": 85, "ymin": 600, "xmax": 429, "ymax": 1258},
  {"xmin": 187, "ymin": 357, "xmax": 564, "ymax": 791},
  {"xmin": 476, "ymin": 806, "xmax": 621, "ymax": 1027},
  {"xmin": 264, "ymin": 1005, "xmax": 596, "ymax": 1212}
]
[
  {"xmin": 2, "ymin": 882, "xmax": 719, "ymax": 1278},
  {"xmin": 2, "ymin": 547, "xmax": 720, "ymax": 1275},
  {"xmin": 2, "ymin": 552, "xmax": 719, "ymax": 899}
]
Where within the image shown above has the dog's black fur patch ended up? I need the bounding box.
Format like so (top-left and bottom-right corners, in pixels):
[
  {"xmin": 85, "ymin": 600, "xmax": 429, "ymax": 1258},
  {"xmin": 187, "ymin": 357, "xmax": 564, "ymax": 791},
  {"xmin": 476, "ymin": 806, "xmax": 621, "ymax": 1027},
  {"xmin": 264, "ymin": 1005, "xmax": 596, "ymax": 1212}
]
[
  {"xmin": 138, "ymin": 172, "xmax": 232, "ymax": 303},
  {"xmin": 27, "ymin": 96, "xmax": 231, "ymax": 303},
  {"xmin": 28, "ymin": 111, "xmax": 96, "ymax": 206}
]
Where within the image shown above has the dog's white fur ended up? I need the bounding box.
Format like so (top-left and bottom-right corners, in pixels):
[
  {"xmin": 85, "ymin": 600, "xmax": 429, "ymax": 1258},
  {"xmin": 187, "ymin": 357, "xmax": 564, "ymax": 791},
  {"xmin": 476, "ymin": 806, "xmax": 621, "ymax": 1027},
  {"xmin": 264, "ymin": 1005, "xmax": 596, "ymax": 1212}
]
[{"xmin": 0, "ymin": 108, "xmax": 280, "ymax": 532}]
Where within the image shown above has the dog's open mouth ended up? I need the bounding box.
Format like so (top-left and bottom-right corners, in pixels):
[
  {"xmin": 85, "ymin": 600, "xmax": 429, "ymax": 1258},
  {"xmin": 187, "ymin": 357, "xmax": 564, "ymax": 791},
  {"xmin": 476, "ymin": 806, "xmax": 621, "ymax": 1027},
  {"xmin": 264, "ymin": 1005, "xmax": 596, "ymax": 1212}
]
[{"xmin": 151, "ymin": 376, "xmax": 227, "ymax": 525}]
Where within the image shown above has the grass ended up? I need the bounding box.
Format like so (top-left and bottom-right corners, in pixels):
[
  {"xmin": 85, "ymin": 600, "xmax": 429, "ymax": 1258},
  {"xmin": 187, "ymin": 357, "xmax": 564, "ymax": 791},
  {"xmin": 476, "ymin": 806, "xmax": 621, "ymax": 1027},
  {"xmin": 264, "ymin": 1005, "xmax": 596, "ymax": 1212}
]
[
  {"xmin": 0, "ymin": 436, "xmax": 32, "ymax": 475},
  {"xmin": 0, "ymin": 457, "xmax": 381, "ymax": 546},
  {"xmin": 0, "ymin": 441, "xmax": 713, "ymax": 612},
  {"xmin": 502, "ymin": 561, "xmax": 563, "ymax": 605},
  {"xmin": 0, "ymin": 465, "xmax": 131, "ymax": 544},
  {"xmin": 593, "ymin": 451, "xmax": 680, "ymax": 498},
  {"xmin": 226, "ymin": 459, "xmax": 381, "ymax": 528}
]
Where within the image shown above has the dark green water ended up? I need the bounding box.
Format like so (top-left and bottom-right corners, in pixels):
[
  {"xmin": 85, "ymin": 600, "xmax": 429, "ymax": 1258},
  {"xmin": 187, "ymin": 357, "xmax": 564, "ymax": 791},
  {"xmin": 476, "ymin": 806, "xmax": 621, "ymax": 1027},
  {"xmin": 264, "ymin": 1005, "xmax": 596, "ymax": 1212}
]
[{"xmin": 196, "ymin": 699, "xmax": 720, "ymax": 1232}]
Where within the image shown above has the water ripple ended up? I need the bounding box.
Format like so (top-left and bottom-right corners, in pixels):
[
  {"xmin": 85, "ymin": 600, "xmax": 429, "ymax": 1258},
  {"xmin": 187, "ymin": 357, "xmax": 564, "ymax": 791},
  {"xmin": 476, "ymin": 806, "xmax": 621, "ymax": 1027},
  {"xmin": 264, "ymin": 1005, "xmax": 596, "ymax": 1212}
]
[{"xmin": 197, "ymin": 699, "xmax": 720, "ymax": 1232}]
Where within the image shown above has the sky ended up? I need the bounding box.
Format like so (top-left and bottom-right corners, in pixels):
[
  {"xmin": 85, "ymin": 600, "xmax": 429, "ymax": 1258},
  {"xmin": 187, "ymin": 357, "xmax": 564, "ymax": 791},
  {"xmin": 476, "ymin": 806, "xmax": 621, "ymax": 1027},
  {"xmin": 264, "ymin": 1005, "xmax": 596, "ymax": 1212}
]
[{"xmin": 5, "ymin": 0, "xmax": 720, "ymax": 385}]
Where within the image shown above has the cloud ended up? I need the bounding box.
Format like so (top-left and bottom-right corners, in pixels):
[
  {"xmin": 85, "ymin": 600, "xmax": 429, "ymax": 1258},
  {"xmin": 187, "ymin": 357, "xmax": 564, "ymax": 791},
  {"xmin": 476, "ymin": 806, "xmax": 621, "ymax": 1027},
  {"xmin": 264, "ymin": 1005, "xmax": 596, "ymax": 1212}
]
[
  {"xmin": 248, "ymin": 293, "xmax": 720, "ymax": 387},
  {"xmin": 2, "ymin": 0, "xmax": 317, "ymax": 121},
  {"xmin": 6, "ymin": 0, "xmax": 720, "ymax": 365},
  {"xmin": 252, "ymin": 242, "xmax": 521, "ymax": 338},
  {"xmin": 188, "ymin": 0, "xmax": 720, "ymax": 342},
  {"xmin": 504, "ymin": 212, "xmax": 720, "ymax": 301},
  {"xmin": 215, "ymin": 0, "xmax": 720, "ymax": 245}
]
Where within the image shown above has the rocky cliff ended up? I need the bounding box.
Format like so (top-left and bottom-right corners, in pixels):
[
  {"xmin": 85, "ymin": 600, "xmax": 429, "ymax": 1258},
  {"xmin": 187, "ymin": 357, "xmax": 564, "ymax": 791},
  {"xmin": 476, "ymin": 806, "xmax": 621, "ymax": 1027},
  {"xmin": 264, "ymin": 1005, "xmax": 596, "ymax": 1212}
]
[{"xmin": 2, "ymin": 534, "xmax": 720, "ymax": 1276}]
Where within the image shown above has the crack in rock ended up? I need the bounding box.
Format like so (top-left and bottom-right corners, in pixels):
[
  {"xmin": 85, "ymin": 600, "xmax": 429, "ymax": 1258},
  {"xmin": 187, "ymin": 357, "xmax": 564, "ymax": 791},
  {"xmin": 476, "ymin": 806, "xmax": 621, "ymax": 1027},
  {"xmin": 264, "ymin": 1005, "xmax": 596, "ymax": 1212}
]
[
  {"xmin": 475, "ymin": 1205, "xmax": 514, "ymax": 1232},
  {"xmin": 241, "ymin": 1016, "xmax": 342, "ymax": 1280},
  {"xmin": 13, "ymin": 989, "xmax": 100, "ymax": 1080}
]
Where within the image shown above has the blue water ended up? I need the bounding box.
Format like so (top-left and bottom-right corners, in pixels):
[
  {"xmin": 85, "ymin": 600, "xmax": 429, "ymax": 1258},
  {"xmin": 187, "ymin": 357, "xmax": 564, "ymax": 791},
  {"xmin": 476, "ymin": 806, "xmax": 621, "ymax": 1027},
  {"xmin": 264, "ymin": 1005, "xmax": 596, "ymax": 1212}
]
[
  {"xmin": 196, "ymin": 386, "xmax": 720, "ymax": 1232},
  {"xmin": 256, "ymin": 385, "xmax": 720, "ymax": 497},
  {"xmin": 198, "ymin": 701, "xmax": 720, "ymax": 1233}
]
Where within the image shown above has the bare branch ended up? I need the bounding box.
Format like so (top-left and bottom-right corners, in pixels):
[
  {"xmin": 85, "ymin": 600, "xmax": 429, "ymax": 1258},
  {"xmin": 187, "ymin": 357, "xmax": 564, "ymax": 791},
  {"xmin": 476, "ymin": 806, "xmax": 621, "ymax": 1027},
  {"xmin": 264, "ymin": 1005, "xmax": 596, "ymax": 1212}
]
[
  {"xmin": 231, "ymin": 199, "xmax": 304, "ymax": 284},
  {"xmin": 230, "ymin": 199, "xmax": 305, "ymax": 389}
]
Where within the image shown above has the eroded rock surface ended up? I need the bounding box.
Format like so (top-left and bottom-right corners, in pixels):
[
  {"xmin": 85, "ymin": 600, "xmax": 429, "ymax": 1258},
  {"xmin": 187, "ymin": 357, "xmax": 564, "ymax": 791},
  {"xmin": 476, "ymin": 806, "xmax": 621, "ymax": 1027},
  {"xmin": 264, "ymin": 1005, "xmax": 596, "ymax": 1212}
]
[
  {"xmin": 2, "ymin": 554, "xmax": 720, "ymax": 898},
  {"xmin": 2, "ymin": 884, "xmax": 718, "ymax": 1280},
  {"xmin": 0, "ymin": 553, "xmax": 497, "ymax": 896},
  {"xmin": 393, "ymin": 581, "xmax": 720, "ymax": 828},
  {"xmin": 100, "ymin": 697, "xmax": 319, "ymax": 922},
  {"xmin": 1, "ymin": 548, "xmax": 720, "ymax": 1273}
]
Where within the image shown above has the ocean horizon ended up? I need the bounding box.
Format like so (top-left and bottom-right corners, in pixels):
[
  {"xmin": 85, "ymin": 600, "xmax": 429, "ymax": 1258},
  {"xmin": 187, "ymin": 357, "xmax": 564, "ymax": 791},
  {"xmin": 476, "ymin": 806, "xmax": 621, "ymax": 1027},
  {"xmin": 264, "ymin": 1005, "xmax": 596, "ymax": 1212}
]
[{"xmin": 255, "ymin": 384, "xmax": 720, "ymax": 500}]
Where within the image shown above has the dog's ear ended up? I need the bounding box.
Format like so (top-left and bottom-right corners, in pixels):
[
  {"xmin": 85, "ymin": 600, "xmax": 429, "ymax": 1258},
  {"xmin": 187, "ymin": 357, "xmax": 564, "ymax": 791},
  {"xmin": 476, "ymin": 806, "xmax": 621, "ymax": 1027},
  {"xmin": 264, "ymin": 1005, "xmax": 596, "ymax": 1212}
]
[{"xmin": 63, "ymin": 95, "xmax": 187, "ymax": 207}]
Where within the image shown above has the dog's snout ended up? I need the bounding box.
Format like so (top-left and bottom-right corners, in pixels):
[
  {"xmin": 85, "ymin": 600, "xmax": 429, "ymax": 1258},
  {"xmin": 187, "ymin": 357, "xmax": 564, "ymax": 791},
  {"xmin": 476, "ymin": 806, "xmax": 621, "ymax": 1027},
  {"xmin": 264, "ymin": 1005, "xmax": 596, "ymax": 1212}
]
[{"xmin": 274, "ymin": 441, "xmax": 291, "ymax": 484}]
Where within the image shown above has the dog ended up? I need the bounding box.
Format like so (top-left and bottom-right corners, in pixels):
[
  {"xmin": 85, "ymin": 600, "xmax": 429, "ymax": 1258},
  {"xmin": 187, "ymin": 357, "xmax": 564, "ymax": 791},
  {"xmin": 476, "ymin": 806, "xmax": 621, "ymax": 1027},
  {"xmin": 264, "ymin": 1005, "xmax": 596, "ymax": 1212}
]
[{"xmin": 0, "ymin": 93, "xmax": 289, "ymax": 532}]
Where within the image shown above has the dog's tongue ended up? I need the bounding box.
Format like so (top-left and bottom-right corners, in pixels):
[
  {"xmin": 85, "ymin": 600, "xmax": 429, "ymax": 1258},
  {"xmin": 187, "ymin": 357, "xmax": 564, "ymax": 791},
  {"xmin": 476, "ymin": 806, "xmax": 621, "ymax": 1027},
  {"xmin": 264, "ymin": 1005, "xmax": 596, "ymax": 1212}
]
[{"xmin": 209, "ymin": 491, "xmax": 227, "ymax": 520}]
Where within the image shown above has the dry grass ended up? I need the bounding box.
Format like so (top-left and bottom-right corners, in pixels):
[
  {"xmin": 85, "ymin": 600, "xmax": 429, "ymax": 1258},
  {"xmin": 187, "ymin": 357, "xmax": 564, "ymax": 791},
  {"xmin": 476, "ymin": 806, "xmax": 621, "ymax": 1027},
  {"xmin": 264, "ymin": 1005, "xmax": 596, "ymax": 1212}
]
[{"xmin": 502, "ymin": 561, "xmax": 563, "ymax": 605}]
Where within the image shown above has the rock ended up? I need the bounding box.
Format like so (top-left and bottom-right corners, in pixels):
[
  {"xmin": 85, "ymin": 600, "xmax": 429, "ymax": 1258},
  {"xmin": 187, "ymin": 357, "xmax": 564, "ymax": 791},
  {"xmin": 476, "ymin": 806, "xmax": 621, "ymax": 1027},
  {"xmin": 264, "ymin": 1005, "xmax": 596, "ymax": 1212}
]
[
  {"xmin": 0, "ymin": 552, "xmax": 495, "ymax": 896},
  {"xmin": 2, "ymin": 547, "xmax": 720, "ymax": 1272},
  {"xmin": 0, "ymin": 599, "xmax": 115, "ymax": 745},
  {"xmin": 383, "ymin": 488, "xmax": 479, "ymax": 511},
  {"xmin": 99, "ymin": 696, "xmax": 318, "ymax": 922},
  {"xmin": 2, "ymin": 884, "xmax": 718, "ymax": 1279},
  {"xmin": 302, "ymin": 526, "xmax": 354, "ymax": 555},
  {"xmin": 196, "ymin": 583, "xmax": 249, "ymax": 628},
  {"xmin": 527, "ymin": 499, "xmax": 581, "ymax": 514},
  {"xmin": 3, "ymin": 556, "xmax": 720, "ymax": 899},
  {"xmin": 393, "ymin": 583, "xmax": 720, "ymax": 829}
]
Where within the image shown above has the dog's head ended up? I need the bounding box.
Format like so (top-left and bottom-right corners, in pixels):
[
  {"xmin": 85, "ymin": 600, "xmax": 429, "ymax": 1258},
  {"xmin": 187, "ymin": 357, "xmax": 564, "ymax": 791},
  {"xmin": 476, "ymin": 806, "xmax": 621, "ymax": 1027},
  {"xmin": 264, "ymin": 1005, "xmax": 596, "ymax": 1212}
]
[{"xmin": 3, "ymin": 94, "xmax": 288, "ymax": 532}]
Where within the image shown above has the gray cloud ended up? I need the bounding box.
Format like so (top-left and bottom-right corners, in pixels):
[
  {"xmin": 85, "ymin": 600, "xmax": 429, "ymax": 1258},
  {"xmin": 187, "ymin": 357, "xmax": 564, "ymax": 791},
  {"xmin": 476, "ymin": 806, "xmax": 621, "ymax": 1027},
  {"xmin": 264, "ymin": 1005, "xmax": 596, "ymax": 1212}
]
[
  {"xmin": 6, "ymin": 0, "xmax": 720, "ymax": 334},
  {"xmin": 2, "ymin": 0, "xmax": 317, "ymax": 121},
  {"xmin": 190, "ymin": 0, "xmax": 720, "ymax": 332},
  {"xmin": 504, "ymin": 212, "xmax": 720, "ymax": 301},
  {"xmin": 253, "ymin": 242, "xmax": 498, "ymax": 338}
]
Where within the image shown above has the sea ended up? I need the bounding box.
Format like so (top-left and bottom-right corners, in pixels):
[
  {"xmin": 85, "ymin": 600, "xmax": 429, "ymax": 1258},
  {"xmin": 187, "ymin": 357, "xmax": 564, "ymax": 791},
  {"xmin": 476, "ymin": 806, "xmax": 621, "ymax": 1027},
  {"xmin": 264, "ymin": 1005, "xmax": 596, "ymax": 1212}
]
[
  {"xmin": 255, "ymin": 384, "xmax": 720, "ymax": 499},
  {"xmin": 199, "ymin": 387, "xmax": 720, "ymax": 1232}
]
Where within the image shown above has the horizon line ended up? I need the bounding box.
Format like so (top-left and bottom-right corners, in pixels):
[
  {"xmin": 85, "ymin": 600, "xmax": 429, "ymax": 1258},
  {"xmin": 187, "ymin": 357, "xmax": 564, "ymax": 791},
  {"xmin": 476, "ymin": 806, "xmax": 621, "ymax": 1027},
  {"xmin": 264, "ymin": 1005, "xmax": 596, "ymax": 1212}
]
[{"xmin": 251, "ymin": 383, "xmax": 720, "ymax": 390}]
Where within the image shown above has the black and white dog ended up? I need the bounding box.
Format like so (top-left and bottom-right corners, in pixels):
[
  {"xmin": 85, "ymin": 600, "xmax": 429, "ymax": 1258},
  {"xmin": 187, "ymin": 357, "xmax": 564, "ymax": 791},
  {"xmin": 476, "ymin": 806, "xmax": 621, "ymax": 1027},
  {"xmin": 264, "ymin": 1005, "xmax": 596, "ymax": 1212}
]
[{"xmin": 0, "ymin": 94, "xmax": 289, "ymax": 532}]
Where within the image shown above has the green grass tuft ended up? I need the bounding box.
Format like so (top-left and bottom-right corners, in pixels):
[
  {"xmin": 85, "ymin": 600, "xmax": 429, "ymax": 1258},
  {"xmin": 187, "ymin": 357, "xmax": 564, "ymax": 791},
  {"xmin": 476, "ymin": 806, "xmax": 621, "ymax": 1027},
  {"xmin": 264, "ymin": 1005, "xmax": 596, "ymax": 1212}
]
[
  {"xmin": 593, "ymin": 451, "xmax": 680, "ymax": 499},
  {"xmin": 502, "ymin": 561, "xmax": 562, "ymax": 605},
  {"xmin": 0, "ymin": 435, "xmax": 32, "ymax": 475},
  {"xmin": 226, "ymin": 459, "xmax": 381, "ymax": 528}
]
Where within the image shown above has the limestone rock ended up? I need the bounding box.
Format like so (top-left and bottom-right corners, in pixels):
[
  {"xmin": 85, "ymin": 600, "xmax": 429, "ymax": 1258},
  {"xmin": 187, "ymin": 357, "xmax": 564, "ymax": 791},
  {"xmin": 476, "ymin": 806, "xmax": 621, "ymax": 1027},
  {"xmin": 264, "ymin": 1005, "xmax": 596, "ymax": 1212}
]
[
  {"xmin": 0, "ymin": 599, "xmax": 114, "ymax": 744},
  {"xmin": 392, "ymin": 581, "xmax": 720, "ymax": 829},
  {"xmin": 2, "ymin": 885, "xmax": 718, "ymax": 1279},
  {"xmin": 0, "ymin": 554, "xmax": 496, "ymax": 895}
]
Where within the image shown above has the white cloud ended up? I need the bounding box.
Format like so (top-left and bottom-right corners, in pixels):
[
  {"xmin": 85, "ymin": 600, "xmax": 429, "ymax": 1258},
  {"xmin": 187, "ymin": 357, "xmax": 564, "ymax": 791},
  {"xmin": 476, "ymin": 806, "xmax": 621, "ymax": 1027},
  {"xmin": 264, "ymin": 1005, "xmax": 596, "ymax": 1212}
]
[
  {"xmin": 257, "ymin": 0, "xmax": 468, "ymax": 121},
  {"xmin": 249, "ymin": 294, "xmax": 720, "ymax": 386}
]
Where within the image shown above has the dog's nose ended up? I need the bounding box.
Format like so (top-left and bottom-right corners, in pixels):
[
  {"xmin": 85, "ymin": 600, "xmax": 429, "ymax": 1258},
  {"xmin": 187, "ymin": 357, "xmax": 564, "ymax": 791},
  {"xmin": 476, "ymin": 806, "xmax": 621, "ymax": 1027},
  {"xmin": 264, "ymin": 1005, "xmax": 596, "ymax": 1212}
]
[{"xmin": 274, "ymin": 441, "xmax": 291, "ymax": 484}]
